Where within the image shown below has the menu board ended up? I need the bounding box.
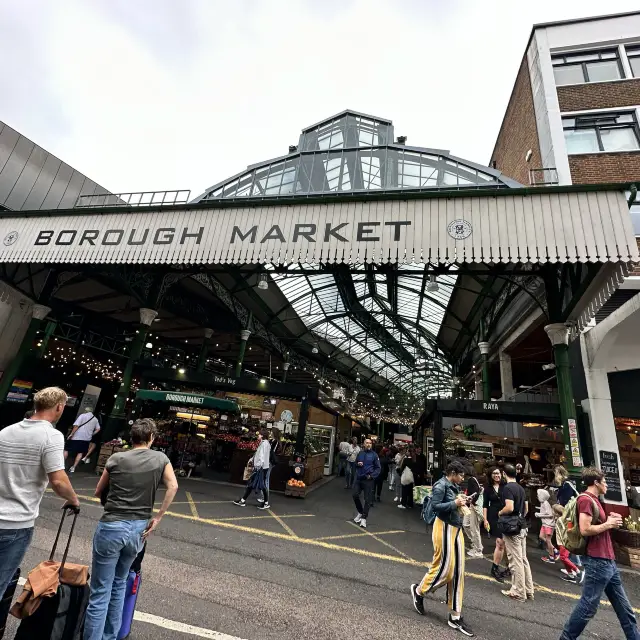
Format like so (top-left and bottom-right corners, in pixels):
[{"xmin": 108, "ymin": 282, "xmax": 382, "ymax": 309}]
[{"xmin": 599, "ymin": 450, "xmax": 623, "ymax": 502}]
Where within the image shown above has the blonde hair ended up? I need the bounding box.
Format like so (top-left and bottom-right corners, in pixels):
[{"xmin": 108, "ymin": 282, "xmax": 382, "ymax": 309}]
[
  {"xmin": 554, "ymin": 465, "xmax": 568, "ymax": 484},
  {"xmin": 33, "ymin": 387, "xmax": 68, "ymax": 412}
]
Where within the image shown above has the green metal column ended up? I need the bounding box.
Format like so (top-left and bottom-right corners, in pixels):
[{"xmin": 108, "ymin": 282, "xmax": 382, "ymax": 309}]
[
  {"xmin": 196, "ymin": 328, "xmax": 213, "ymax": 373},
  {"xmin": 36, "ymin": 319, "xmax": 57, "ymax": 359},
  {"xmin": 544, "ymin": 322, "xmax": 584, "ymax": 474},
  {"xmin": 545, "ymin": 323, "xmax": 583, "ymax": 473},
  {"xmin": 282, "ymin": 352, "xmax": 290, "ymax": 382},
  {"xmin": 478, "ymin": 341, "xmax": 491, "ymax": 401},
  {"xmin": 235, "ymin": 328, "xmax": 251, "ymax": 378},
  {"xmin": 0, "ymin": 304, "xmax": 51, "ymax": 404},
  {"xmin": 295, "ymin": 395, "xmax": 310, "ymax": 457},
  {"xmin": 109, "ymin": 308, "xmax": 158, "ymax": 420}
]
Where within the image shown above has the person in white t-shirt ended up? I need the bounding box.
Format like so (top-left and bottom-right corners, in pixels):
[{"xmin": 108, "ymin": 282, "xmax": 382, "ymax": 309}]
[
  {"xmin": 0, "ymin": 387, "xmax": 79, "ymax": 597},
  {"xmin": 64, "ymin": 408, "xmax": 101, "ymax": 473}
]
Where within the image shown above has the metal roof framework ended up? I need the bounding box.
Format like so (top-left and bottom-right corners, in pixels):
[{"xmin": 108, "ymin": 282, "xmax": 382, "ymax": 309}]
[{"xmin": 191, "ymin": 111, "xmax": 521, "ymax": 403}]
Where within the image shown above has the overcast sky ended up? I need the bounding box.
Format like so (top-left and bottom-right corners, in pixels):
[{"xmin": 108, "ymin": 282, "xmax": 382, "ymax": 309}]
[{"xmin": 1, "ymin": 0, "xmax": 638, "ymax": 197}]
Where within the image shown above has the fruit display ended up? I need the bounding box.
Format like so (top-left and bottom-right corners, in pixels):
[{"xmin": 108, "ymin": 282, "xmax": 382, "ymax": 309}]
[
  {"xmin": 287, "ymin": 479, "xmax": 306, "ymax": 488},
  {"xmin": 216, "ymin": 434, "xmax": 241, "ymax": 443},
  {"xmin": 236, "ymin": 440, "xmax": 259, "ymax": 451}
]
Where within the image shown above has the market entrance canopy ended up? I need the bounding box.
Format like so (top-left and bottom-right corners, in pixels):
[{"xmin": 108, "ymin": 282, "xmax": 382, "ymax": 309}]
[
  {"xmin": 0, "ymin": 187, "xmax": 637, "ymax": 265},
  {"xmin": 135, "ymin": 389, "xmax": 239, "ymax": 413}
]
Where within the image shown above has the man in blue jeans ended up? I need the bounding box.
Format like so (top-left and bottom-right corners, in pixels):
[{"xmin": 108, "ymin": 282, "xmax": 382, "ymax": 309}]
[
  {"xmin": 0, "ymin": 387, "xmax": 79, "ymax": 597},
  {"xmin": 85, "ymin": 419, "xmax": 178, "ymax": 640},
  {"xmin": 352, "ymin": 439, "xmax": 380, "ymax": 530},
  {"xmin": 560, "ymin": 466, "xmax": 639, "ymax": 640}
]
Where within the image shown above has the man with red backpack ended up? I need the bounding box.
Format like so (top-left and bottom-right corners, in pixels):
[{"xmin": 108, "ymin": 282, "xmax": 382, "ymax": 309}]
[{"xmin": 560, "ymin": 466, "xmax": 639, "ymax": 640}]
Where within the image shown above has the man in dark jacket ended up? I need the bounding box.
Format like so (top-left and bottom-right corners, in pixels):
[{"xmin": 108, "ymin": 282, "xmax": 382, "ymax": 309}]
[
  {"xmin": 410, "ymin": 460, "xmax": 474, "ymax": 637},
  {"xmin": 352, "ymin": 439, "xmax": 380, "ymax": 529}
]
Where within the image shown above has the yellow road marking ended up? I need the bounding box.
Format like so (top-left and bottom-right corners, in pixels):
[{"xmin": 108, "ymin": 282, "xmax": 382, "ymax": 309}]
[
  {"xmin": 185, "ymin": 492, "xmax": 199, "ymax": 519},
  {"xmin": 216, "ymin": 514, "xmax": 313, "ymax": 522},
  {"xmin": 347, "ymin": 521, "xmax": 411, "ymax": 559},
  {"xmin": 316, "ymin": 529, "xmax": 404, "ymax": 541},
  {"xmin": 268, "ymin": 509, "xmax": 298, "ymax": 537},
  {"xmin": 47, "ymin": 493, "xmax": 640, "ymax": 613},
  {"xmin": 159, "ymin": 500, "xmax": 230, "ymax": 506}
]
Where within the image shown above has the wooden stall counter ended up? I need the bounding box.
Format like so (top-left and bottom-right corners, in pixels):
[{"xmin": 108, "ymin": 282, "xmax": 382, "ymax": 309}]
[{"xmin": 304, "ymin": 453, "xmax": 325, "ymax": 486}]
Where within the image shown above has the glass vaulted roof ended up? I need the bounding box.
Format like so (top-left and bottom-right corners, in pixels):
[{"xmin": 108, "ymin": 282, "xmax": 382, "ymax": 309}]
[
  {"xmin": 193, "ymin": 110, "xmax": 518, "ymax": 201},
  {"xmin": 193, "ymin": 112, "xmax": 519, "ymax": 405},
  {"xmin": 270, "ymin": 264, "xmax": 457, "ymax": 399}
]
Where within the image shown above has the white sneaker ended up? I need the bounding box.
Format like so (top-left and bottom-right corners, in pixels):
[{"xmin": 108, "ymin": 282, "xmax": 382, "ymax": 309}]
[
  {"xmin": 69, "ymin": 466, "xmax": 75, "ymax": 474},
  {"xmin": 393, "ymin": 497, "xmax": 399, "ymax": 502},
  {"xmin": 82, "ymin": 457, "xmax": 91, "ymax": 464},
  {"xmin": 398, "ymin": 504, "xmax": 406, "ymax": 509},
  {"xmin": 360, "ymin": 518, "xmax": 367, "ymax": 529},
  {"xmin": 257, "ymin": 497, "xmax": 265, "ymax": 503},
  {"xmin": 354, "ymin": 513, "xmax": 363, "ymax": 524}
]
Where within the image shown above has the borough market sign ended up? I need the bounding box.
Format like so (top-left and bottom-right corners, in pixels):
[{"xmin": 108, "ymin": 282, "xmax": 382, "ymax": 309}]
[{"xmin": 0, "ymin": 191, "xmax": 636, "ymax": 265}]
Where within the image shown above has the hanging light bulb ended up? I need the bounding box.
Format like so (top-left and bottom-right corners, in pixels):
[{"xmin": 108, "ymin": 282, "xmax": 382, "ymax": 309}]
[
  {"xmin": 257, "ymin": 274, "xmax": 268, "ymax": 291},
  {"xmin": 312, "ymin": 342, "xmax": 319, "ymax": 354},
  {"xmin": 426, "ymin": 275, "xmax": 439, "ymax": 292}
]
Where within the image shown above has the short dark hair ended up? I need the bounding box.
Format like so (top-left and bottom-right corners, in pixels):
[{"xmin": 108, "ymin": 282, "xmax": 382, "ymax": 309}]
[
  {"xmin": 130, "ymin": 418, "xmax": 157, "ymax": 444},
  {"xmin": 582, "ymin": 466, "xmax": 605, "ymax": 487},
  {"xmin": 503, "ymin": 463, "xmax": 517, "ymax": 479},
  {"xmin": 446, "ymin": 460, "xmax": 466, "ymax": 476},
  {"xmin": 259, "ymin": 428, "xmax": 269, "ymax": 439}
]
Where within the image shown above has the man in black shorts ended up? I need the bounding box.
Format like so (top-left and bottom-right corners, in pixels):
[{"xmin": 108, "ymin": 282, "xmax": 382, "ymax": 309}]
[{"xmin": 64, "ymin": 408, "xmax": 101, "ymax": 473}]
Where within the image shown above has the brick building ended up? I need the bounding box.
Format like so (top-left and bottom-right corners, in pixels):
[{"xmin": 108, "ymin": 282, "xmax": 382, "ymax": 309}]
[{"xmin": 491, "ymin": 11, "xmax": 640, "ymax": 231}]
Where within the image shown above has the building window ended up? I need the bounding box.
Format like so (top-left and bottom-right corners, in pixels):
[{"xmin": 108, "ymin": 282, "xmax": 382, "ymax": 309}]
[
  {"xmin": 552, "ymin": 49, "xmax": 623, "ymax": 85},
  {"xmin": 563, "ymin": 112, "xmax": 640, "ymax": 154},
  {"xmin": 627, "ymin": 46, "xmax": 640, "ymax": 78}
]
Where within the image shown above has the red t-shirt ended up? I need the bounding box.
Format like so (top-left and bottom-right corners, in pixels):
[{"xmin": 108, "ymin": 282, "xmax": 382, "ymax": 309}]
[{"xmin": 577, "ymin": 493, "xmax": 615, "ymax": 560}]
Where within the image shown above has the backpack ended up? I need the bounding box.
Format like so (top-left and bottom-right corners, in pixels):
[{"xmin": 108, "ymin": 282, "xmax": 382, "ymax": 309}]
[
  {"xmin": 422, "ymin": 494, "xmax": 435, "ymax": 525},
  {"xmin": 557, "ymin": 492, "xmax": 601, "ymax": 555}
]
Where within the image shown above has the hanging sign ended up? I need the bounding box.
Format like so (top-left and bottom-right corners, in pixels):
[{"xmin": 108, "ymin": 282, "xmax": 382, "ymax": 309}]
[
  {"xmin": 7, "ymin": 379, "xmax": 32, "ymax": 403},
  {"xmin": 599, "ymin": 450, "xmax": 623, "ymax": 502}
]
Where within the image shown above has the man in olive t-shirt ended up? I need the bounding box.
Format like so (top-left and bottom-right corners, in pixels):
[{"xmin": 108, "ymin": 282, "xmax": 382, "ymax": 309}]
[{"xmin": 84, "ymin": 419, "xmax": 178, "ymax": 640}]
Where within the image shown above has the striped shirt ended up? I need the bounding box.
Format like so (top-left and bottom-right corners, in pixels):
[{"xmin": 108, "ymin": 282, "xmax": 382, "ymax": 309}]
[{"xmin": 0, "ymin": 419, "xmax": 65, "ymax": 529}]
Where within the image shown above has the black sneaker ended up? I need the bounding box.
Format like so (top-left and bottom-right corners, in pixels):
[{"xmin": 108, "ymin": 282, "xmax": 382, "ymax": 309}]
[
  {"xmin": 448, "ymin": 615, "xmax": 474, "ymax": 637},
  {"xmin": 500, "ymin": 567, "xmax": 512, "ymax": 578},
  {"xmin": 233, "ymin": 499, "xmax": 246, "ymax": 507},
  {"xmin": 257, "ymin": 503, "xmax": 271, "ymax": 510},
  {"xmin": 491, "ymin": 566, "xmax": 506, "ymax": 583},
  {"xmin": 410, "ymin": 583, "xmax": 424, "ymax": 615}
]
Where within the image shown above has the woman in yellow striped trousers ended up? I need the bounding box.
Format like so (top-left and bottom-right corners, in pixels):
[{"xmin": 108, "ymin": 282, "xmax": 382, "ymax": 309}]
[{"xmin": 411, "ymin": 461, "xmax": 474, "ymax": 637}]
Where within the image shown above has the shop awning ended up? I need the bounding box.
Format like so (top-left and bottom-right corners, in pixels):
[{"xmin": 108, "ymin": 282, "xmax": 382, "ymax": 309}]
[
  {"xmin": 135, "ymin": 389, "xmax": 239, "ymax": 413},
  {"xmin": 0, "ymin": 187, "xmax": 637, "ymax": 265}
]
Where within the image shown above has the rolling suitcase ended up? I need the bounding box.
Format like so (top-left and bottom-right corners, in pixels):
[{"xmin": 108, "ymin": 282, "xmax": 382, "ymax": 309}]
[
  {"xmin": 14, "ymin": 506, "xmax": 89, "ymax": 640},
  {"xmin": 0, "ymin": 568, "xmax": 20, "ymax": 639},
  {"xmin": 118, "ymin": 543, "xmax": 146, "ymax": 640}
]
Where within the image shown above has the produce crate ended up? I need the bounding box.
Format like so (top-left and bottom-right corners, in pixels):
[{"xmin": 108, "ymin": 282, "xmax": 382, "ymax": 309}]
[
  {"xmin": 95, "ymin": 443, "xmax": 125, "ymax": 475},
  {"xmin": 614, "ymin": 542, "xmax": 640, "ymax": 569},
  {"xmin": 285, "ymin": 484, "xmax": 307, "ymax": 499}
]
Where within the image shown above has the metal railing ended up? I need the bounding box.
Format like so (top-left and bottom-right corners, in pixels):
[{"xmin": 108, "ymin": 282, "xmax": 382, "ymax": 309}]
[
  {"xmin": 75, "ymin": 190, "xmax": 191, "ymax": 208},
  {"xmin": 529, "ymin": 168, "xmax": 559, "ymax": 186}
]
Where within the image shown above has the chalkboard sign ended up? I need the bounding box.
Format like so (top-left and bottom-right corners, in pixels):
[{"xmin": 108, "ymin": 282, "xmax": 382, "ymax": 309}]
[{"xmin": 599, "ymin": 450, "xmax": 623, "ymax": 502}]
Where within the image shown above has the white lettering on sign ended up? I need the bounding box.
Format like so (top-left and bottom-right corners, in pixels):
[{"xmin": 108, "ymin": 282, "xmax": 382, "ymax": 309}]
[
  {"xmin": 165, "ymin": 393, "xmax": 204, "ymax": 404},
  {"xmin": 483, "ymin": 402, "xmax": 499, "ymax": 410},
  {"xmin": 213, "ymin": 376, "xmax": 235, "ymax": 385}
]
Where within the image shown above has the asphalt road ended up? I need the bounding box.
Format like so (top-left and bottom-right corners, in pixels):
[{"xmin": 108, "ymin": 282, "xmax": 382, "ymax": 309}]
[{"xmin": 4, "ymin": 472, "xmax": 639, "ymax": 640}]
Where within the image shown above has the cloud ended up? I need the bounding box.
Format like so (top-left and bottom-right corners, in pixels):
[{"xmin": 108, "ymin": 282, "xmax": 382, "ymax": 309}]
[{"xmin": 1, "ymin": 0, "xmax": 639, "ymax": 195}]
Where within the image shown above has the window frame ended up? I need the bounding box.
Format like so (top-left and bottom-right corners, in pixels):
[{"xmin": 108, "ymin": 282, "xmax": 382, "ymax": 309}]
[
  {"xmin": 562, "ymin": 111, "xmax": 640, "ymax": 154},
  {"xmin": 627, "ymin": 46, "xmax": 640, "ymax": 78},
  {"xmin": 552, "ymin": 48, "xmax": 624, "ymax": 85}
]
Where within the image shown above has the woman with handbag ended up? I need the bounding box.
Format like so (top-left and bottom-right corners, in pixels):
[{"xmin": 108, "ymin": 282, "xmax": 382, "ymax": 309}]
[
  {"xmin": 399, "ymin": 454, "xmax": 415, "ymax": 509},
  {"xmin": 483, "ymin": 467, "xmax": 509, "ymax": 583},
  {"xmin": 234, "ymin": 429, "xmax": 271, "ymax": 509}
]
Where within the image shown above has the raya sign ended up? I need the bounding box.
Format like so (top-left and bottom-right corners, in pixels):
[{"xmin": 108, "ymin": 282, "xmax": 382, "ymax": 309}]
[{"xmin": 0, "ymin": 191, "xmax": 635, "ymax": 265}]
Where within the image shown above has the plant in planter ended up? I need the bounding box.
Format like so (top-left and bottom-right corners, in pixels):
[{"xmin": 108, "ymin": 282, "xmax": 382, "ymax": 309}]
[{"xmin": 612, "ymin": 514, "xmax": 640, "ymax": 568}]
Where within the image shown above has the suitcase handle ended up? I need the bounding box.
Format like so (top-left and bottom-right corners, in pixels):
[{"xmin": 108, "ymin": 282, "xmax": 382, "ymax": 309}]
[{"xmin": 49, "ymin": 505, "xmax": 80, "ymax": 574}]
